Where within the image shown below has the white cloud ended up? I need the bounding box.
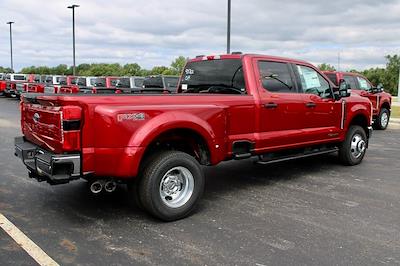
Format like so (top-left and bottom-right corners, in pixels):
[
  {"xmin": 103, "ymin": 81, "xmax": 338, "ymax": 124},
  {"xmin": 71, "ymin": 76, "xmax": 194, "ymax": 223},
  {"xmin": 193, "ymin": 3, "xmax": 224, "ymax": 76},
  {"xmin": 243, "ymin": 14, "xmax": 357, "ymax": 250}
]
[{"xmin": 0, "ymin": 0, "xmax": 399, "ymax": 71}]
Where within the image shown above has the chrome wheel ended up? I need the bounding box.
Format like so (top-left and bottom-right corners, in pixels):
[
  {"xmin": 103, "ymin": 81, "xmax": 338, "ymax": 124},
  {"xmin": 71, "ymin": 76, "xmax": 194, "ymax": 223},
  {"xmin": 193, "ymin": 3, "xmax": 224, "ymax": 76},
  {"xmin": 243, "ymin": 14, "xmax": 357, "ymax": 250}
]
[
  {"xmin": 159, "ymin": 166, "xmax": 194, "ymax": 208},
  {"xmin": 380, "ymin": 112, "xmax": 389, "ymax": 128},
  {"xmin": 350, "ymin": 134, "xmax": 366, "ymax": 159}
]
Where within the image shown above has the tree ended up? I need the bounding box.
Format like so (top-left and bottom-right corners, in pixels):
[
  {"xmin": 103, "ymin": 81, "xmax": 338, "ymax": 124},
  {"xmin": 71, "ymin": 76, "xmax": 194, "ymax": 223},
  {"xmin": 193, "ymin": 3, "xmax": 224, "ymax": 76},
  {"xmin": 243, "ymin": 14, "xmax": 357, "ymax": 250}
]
[
  {"xmin": 122, "ymin": 63, "xmax": 141, "ymax": 76},
  {"xmin": 170, "ymin": 56, "xmax": 188, "ymax": 75},
  {"xmin": 383, "ymin": 55, "xmax": 400, "ymax": 95},
  {"xmin": 150, "ymin": 66, "xmax": 169, "ymax": 75},
  {"xmin": 52, "ymin": 64, "xmax": 69, "ymax": 75},
  {"xmin": 0, "ymin": 66, "xmax": 14, "ymax": 73},
  {"xmin": 76, "ymin": 63, "xmax": 91, "ymax": 75},
  {"xmin": 318, "ymin": 63, "xmax": 336, "ymax": 71}
]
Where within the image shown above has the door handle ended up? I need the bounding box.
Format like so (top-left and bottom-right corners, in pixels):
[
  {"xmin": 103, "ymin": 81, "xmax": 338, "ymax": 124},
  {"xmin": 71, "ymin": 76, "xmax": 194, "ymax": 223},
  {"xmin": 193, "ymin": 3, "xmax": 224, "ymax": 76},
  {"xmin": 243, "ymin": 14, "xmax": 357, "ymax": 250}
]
[
  {"xmin": 264, "ymin": 102, "xmax": 278, "ymax": 109},
  {"xmin": 306, "ymin": 102, "xmax": 316, "ymax": 108}
]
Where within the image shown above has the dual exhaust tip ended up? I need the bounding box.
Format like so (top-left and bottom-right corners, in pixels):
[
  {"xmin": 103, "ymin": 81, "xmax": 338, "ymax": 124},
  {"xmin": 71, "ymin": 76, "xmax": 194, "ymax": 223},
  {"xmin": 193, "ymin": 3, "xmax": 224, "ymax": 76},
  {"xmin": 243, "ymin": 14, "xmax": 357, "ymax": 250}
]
[{"xmin": 90, "ymin": 179, "xmax": 117, "ymax": 194}]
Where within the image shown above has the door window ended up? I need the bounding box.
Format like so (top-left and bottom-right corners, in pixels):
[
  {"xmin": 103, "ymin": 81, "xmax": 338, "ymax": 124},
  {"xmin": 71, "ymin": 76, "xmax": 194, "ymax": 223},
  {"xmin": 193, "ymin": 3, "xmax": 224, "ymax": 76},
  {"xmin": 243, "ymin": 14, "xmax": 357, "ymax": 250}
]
[
  {"xmin": 343, "ymin": 75, "xmax": 358, "ymax": 89},
  {"xmin": 325, "ymin": 73, "xmax": 338, "ymax": 85},
  {"xmin": 258, "ymin": 61, "xmax": 295, "ymax": 93},
  {"xmin": 356, "ymin": 76, "xmax": 372, "ymax": 91},
  {"xmin": 296, "ymin": 65, "xmax": 331, "ymax": 98}
]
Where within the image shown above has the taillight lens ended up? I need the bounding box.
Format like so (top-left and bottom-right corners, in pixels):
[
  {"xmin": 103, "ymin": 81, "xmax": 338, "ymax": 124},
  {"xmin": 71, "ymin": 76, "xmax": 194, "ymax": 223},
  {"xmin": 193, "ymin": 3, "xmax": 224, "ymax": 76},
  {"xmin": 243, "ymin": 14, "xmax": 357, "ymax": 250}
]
[{"xmin": 61, "ymin": 106, "xmax": 82, "ymax": 151}]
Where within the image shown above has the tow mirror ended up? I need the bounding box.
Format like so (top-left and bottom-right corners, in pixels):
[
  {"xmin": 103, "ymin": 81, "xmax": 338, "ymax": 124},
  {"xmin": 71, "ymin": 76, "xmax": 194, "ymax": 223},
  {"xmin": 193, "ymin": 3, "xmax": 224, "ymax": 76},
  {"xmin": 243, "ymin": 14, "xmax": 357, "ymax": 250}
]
[
  {"xmin": 372, "ymin": 83, "xmax": 384, "ymax": 93},
  {"xmin": 338, "ymin": 79, "xmax": 351, "ymax": 98}
]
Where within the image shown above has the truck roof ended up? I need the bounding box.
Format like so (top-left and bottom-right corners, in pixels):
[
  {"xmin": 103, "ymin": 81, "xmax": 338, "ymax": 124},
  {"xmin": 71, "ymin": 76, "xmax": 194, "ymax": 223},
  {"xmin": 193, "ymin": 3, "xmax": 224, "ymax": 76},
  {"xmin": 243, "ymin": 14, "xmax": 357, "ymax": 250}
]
[{"xmin": 190, "ymin": 53, "xmax": 310, "ymax": 65}]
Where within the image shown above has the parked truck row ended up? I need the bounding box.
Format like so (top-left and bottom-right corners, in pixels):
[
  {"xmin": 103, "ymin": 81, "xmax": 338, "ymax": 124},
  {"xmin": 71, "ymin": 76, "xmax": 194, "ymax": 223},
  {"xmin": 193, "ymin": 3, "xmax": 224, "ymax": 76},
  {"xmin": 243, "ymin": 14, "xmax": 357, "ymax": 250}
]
[
  {"xmin": 0, "ymin": 73, "xmax": 180, "ymax": 97},
  {"xmin": 11, "ymin": 53, "xmax": 392, "ymax": 221}
]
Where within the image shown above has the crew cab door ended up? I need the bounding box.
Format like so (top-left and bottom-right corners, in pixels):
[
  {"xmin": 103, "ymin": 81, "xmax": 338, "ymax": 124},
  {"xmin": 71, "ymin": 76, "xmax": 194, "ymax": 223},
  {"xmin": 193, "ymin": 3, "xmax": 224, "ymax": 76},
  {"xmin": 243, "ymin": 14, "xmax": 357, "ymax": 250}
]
[
  {"xmin": 355, "ymin": 76, "xmax": 379, "ymax": 114},
  {"xmin": 293, "ymin": 64, "xmax": 342, "ymax": 142},
  {"xmin": 255, "ymin": 59, "xmax": 305, "ymax": 150}
]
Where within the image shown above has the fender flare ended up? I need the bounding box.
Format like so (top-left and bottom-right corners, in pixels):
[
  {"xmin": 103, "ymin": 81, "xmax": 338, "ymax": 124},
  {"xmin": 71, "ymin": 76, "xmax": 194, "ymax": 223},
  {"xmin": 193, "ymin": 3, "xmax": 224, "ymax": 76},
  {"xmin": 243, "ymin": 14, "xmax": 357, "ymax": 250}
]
[{"xmin": 128, "ymin": 111, "xmax": 223, "ymax": 163}]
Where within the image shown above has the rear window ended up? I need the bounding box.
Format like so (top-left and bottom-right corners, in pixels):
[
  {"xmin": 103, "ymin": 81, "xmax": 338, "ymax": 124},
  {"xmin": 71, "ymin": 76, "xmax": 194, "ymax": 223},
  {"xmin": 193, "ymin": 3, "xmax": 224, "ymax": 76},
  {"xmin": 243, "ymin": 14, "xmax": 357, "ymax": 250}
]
[
  {"xmin": 90, "ymin": 78, "xmax": 106, "ymax": 87},
  {"xmin": 180, "ymin": 59, "xmax": 246, "ymax": 94},
  {"xmin": 115, "ymin": 78, "xmax": 131, "ymax": 88},
  {"xmin": 343, "ymin": 75, "xmax": 358, "ymax": 89},
  {"xmin": 76, "ymin": 78, "xmax": 86, "ymax": 86},
  {"xmin": 325, "ymin": 73, "xmax": 338, "ymax": 85},
  {"xmin": 59, "ymin": 77, "xmax": 67, "ymax": 85},
  {"xmin": 14, "ymin": 75, "xmax": 26, "ymax": 81},
  {"xmin": 164, "ymin": 77, "xmax": 179, "ymax": 89},
  {"xmin": 143, "ymin": 77, "xmax": 163, "ymax": 88},
  {"xmin": 134, "ymin": 78, "xmax": 144, "ymax": 88}
]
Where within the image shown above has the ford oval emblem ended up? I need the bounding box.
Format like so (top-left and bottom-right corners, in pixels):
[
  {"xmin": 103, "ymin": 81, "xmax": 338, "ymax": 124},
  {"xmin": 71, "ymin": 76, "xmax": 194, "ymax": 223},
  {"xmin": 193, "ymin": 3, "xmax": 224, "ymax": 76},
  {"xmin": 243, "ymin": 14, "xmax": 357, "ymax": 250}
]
[{"xmin": 33, "ymin": 113, "xmax": 40, "ymax": 123}]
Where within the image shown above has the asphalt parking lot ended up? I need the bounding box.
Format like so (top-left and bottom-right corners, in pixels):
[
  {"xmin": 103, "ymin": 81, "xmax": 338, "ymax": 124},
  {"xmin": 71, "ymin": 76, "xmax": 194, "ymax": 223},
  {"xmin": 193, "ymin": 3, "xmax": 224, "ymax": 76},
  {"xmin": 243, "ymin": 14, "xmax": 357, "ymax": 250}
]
[{"xmin": 1, "ymin": 97, "xmax": 400, "ymax": 265}]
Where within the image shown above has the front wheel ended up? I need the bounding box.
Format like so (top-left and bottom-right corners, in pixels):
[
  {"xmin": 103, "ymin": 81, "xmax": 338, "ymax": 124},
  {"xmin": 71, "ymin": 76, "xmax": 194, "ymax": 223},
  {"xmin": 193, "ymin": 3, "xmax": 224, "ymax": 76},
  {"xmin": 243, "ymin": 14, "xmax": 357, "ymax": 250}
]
[
  {"xmin": 339, "ymin": 125, "xmax": 368, "ymax": 166},
  {"xmin": 138, "ymin": 151, "xmax": 205, "ymax": 221},
  {"xmin": 375, "ymin": 108, "xmax": 390, "ymax": 130}
]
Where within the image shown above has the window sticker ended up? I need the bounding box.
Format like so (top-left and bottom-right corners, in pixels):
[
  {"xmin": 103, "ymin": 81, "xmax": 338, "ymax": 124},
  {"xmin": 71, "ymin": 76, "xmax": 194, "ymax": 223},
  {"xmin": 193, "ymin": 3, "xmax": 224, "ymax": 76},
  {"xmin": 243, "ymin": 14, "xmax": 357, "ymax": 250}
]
[
  {"xmin": 357, "ymin": 77, "xmax": 369, "ymax": 89},
  {"xmin": 185, "ymin": 69, "xmax": 194, "ymax": 75},
  {"xmin": 298, "ymin": 66, "xmax": 320, "ymax": 89}
]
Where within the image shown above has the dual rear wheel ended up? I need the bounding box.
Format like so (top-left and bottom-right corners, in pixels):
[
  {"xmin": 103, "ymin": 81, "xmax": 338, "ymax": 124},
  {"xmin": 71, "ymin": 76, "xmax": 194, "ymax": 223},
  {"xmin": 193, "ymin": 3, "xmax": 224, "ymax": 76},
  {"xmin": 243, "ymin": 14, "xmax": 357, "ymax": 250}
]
[{"xmin": 134, "ymin": 151, "xmax": 204, "ymax": 221}]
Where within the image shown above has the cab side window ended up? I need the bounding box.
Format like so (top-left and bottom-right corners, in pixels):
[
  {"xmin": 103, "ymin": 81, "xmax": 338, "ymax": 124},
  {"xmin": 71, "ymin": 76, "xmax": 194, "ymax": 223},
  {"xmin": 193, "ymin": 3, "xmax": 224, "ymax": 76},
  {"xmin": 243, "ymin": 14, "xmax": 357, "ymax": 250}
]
[
  {"xmin": 258, "ymin": 61, "xmax": 295, "ymax": 93},
  {"xmin": 343, "ymin": 75, "xmax": 358, "ymax": 89},
  {"xmin": 356, "ymin": 76, "xmax": 372, "ymax": 91},
  {"xmin": 296, "ymin": 65, "xmax": 331, "ymax": 98}
]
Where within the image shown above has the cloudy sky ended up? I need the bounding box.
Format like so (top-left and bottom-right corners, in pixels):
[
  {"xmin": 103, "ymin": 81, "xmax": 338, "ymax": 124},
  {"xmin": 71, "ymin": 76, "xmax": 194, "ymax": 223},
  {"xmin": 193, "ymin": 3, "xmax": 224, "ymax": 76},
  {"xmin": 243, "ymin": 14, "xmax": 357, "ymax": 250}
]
[{"xmin": 1, "ymin": 0, "xmax": 400, "ymax": 71}]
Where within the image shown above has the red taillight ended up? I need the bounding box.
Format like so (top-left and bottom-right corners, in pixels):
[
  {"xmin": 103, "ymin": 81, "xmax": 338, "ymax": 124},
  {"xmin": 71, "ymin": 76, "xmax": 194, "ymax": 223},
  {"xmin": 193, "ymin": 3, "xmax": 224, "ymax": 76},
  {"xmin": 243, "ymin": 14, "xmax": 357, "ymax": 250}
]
[
  {"xmin": 62, "ymin": 132, "xmax": 81, "ymax": 151},
  {"xmin": 115, "ymin": 89, "xmax": 122, "ymax": 94},
  {"xmin": 61, "ymin": 106, "xmax": 82, "ymax": 151},
  {"xmin": 63, "ymin": 106, "xmax": 81, "ymax": 120},
  {"xmin": 92, "ymin": 88, "xmax": 97, "ymax": 94}
]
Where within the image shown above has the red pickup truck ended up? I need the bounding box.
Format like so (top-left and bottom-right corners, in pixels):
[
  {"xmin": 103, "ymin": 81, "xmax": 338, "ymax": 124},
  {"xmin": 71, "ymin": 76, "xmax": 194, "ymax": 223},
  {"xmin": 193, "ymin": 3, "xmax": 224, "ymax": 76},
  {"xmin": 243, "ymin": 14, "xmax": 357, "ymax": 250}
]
[
  {"xmin": 59, "ymin": 77, "xmax": 119, "ymax": 94},
  {"xmin": 15, "ymin": 54, "xmax": 373, "ymax": 221},
  {"xmin": 323, "ymin": 71, "xmax": 392, "ymax": 130}
]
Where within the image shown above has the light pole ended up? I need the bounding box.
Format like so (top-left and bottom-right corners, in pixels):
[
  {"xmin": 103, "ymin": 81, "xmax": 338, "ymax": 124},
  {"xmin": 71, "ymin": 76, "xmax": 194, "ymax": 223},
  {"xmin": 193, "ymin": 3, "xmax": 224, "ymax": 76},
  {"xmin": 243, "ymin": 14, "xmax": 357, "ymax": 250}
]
[
  {"xmin": 227, "ymin": 0, "xmax": 231, "ymax": 54},
  {"xmin": 6, "ymin": 22, "xmax": 14, "ymax": 72},
  {"xmin": 68, "ymin": 4, "xmax": 79, "ymax": 76}
]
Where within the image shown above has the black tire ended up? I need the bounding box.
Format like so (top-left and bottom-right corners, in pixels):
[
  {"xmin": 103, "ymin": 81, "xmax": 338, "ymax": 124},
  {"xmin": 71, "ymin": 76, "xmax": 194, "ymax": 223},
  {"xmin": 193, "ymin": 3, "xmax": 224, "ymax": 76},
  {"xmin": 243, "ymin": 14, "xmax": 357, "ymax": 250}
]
[
  {"xmin": 138, "ymin": 151, "xmax": 205, "ymax": 221},
  {"xmin": 339, "ymin": 125, "xmax": 368, "ymax": 166},
  {"xmin": 374, "ymin": 108, "xmax": 390, "ymax": 130}
]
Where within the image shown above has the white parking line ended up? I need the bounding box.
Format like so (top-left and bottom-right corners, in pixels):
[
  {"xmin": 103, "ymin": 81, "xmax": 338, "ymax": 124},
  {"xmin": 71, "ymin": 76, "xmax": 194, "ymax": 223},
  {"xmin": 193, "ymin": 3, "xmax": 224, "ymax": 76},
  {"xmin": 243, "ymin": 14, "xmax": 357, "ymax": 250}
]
[{"xmin": 0, "ymin": 213, "xmax": 59, "ymax": 266}]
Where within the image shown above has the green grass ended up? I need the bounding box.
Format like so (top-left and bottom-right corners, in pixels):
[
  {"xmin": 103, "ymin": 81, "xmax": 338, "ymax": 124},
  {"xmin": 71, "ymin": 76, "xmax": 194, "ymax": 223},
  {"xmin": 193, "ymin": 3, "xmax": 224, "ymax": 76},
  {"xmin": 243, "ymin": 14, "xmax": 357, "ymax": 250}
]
[{"xmin": 392, "ymin": 105, "xmax": 400, "ymax": 118}]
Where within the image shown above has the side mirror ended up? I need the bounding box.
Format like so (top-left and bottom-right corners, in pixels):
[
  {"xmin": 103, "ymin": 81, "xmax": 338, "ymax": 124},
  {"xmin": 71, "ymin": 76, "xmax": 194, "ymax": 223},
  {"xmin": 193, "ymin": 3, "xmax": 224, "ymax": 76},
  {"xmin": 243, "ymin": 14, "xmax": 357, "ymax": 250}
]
[
  {"xmin": 372, "ymin": 84, "xmax": 384, "ymax": 93},
  {"xmin": 337, "ymin": 80, "xmax": 351, "ymax": 99}
]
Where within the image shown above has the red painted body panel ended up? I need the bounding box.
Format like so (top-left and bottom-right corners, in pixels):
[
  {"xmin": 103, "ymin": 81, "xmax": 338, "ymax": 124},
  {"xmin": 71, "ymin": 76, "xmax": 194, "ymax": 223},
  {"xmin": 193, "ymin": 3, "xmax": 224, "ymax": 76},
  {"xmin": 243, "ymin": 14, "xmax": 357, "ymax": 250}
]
[
  {"xmin": 26, "ymin": 83, "xmax": 45, "ymax": 93},
  {"xmin": 0, "ymin": 81, "xmax": 6, "ymax": 92},
  {"xmin": 20, "ymin": 55, "xmax": 372, "ymax": 180}
]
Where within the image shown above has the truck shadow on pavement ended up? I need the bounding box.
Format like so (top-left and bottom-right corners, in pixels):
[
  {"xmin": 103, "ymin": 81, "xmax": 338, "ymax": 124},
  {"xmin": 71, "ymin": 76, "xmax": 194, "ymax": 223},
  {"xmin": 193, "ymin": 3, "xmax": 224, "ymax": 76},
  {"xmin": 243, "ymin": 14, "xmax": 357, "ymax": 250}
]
[{"xmin": 41, "ymin": 153, "xmax": 342, "ymax": 223}]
